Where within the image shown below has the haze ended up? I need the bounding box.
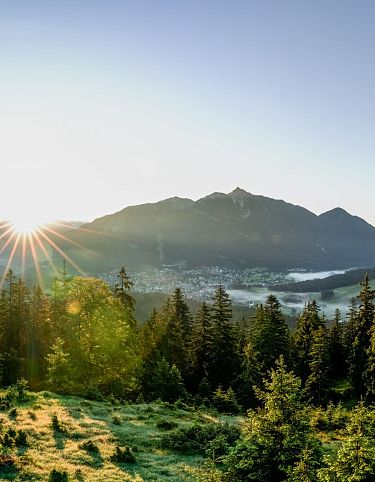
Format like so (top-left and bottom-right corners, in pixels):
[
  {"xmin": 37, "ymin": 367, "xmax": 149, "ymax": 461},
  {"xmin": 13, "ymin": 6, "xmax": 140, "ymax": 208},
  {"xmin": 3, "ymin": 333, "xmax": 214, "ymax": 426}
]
[{"xmin": 1, "ymin": 1, "xmax": 374, "ymax": 224}]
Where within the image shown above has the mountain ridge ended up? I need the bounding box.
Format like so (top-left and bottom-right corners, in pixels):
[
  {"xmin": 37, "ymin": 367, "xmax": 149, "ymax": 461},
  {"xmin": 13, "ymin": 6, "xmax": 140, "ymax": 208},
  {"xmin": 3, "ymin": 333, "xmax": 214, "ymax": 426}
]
[{"xmin": 55, "ymin": 188, "xmax": 375, "ymax": 272}]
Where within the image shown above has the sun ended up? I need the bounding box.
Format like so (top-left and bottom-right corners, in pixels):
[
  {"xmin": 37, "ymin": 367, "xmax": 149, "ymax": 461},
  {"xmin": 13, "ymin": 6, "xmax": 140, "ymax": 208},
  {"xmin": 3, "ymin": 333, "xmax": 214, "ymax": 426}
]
[{"xmin": 9, "ymin": 214, "xmax": 48, "ymax": 235}]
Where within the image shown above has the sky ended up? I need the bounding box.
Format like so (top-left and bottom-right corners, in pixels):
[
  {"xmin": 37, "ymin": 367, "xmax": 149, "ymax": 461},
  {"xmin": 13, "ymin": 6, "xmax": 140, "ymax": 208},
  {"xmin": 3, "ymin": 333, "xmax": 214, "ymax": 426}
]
[{"xmin": 0, "ymin": 0, "xmax": 374, "ymax": 225}]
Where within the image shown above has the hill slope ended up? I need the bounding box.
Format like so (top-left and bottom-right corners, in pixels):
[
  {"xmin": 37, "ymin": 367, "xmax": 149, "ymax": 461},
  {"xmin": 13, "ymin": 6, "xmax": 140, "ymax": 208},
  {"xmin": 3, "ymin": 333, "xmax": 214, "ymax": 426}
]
[{"xmin": 0, "ymin": 391, "xmax": 239, "ymax": 481}]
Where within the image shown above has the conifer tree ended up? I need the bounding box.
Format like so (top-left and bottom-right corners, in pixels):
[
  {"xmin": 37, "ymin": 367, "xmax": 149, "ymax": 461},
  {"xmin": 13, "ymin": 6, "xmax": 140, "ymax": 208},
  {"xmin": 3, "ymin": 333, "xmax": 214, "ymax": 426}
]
[
  {"xmin": 328, "ymin": 309, "xmax": 345, "ymax": 380},
  {"xmin": 364, "ymin": 323, "xmax": 375, "ymax": 402},
  {"xmin": 348, "ymin": 275, "xmax": 375, "ymax": 396},
  {"xmin": 224, "ymin": 357, "xmax": 322, "ymax": 482},
  {"xmin": 207, "ymin": 286, "xmax": 239, "ymax": 389},
  {"xmin": 292, "ymin": 300, "xmax": 324, "ymax": 383},
  {"xmin": 244, "ymin": 295, "xmax": 290, "ymax": 387},
  {"xmin": 189, "ymin": 302, "xmax": 212, "ymax": 388},
  {"xmin": 318, "ymin": 402, "xmax": 375, "ymax": 481},
  {"xmin": 306, "ymin": 325, "xmax": 330, "ymax": 404},
  {"xmin": 115, "ymin": 267, "xmax": 135, "ymax": 315}
]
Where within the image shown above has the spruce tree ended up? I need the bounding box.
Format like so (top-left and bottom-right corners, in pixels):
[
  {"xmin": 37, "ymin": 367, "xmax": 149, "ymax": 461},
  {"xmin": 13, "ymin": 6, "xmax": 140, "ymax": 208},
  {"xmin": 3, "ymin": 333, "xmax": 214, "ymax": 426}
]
[
  {"xmin": 244, "ymin": 295, "xmax": 290, "ymax": 386},
  {"xmin": 189, "ymin": 302, "xmax": 212, "ymax": 388},
  {"xmin": 292, "ymin": 300, "xmax": 324, "ymax": 383},
  {"xmin": 207, "ymin": 286, "xmax": 239, "ymax": 389},
  {"xmin": 348, "ymin": 275, "xmax": 375, "ymax": 396},
  {"xmin": 328, "ymin": 309, "xmax": 345, "ymax": 380},
  {"xmin": 318, "ymin": 402, "xmax": 375, "ymax": 481},
  {"xmin": 306, "ymin": 325, "xmax": 330, "ymax": 405},
  {"xmin": 224, "ymin": 357, "xmax": 322, "ymax": 482}
]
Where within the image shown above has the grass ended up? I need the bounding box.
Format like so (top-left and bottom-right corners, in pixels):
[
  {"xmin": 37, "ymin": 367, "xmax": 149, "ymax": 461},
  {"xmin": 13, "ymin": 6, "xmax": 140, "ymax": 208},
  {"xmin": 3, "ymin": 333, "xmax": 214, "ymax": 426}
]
[{"xmin": 0, "ymin": 391, "xmax": 242, "ymax": 481}]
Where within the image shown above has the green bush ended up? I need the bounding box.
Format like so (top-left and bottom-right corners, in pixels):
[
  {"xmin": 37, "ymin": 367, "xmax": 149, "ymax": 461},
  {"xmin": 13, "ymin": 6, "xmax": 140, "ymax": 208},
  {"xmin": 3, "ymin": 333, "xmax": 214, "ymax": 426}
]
[
  {"xmin": 110, "ymin": 445, "xmax": 136, "ymax": 463},
  {"xmin": 0, "ymin": 454, "xmax": 17, "ymax": 473},
  {"xmin": 161, "ymin": 422, "xmax": 240, "ymax": 455},
  {"xmin": 112, "ymin": 414, "xmax": 122, "ymax": 425},
  {"xmin": 49, "ymin": 468, "xmax": 68, "ymax": 482},
  {"xmin": 79, "ymin": 440, "xmax": 99, "ymax": 454},
  {"xmin": 8, "ymin": 407, "xmax": 18, "ymax": 418},
  {"xmin": 51, "ymin": 414, "xmax": 67, "ymax": 433},
  {"xmin": 15, "ymin": 429, "xmax": 29, "ymax": 447},
  {"xmin": 156, "ymin": 419, "xmax": 178, "ymax": 430},
  {"xmin": 212, "ymin": 387, "xmax": 241, "ymax": 414},
  {"xmin": 312, "ymin": 402, "xmax": 349, "ymax": 432}
]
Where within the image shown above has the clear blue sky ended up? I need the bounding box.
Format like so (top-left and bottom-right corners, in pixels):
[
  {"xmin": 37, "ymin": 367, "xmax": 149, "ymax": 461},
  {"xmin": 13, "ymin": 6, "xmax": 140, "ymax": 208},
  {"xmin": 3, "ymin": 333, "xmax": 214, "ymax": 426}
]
[{"xmin": 1, "ymin": 0, "xmax": 374, "ymax": 224}]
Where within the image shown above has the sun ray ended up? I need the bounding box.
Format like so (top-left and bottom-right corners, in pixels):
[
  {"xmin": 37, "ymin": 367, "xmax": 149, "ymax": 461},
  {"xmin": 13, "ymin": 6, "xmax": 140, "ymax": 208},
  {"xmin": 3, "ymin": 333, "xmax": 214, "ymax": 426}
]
[
  {"xmin": 0, "ymin": 233, "xmax": 21, "ymax": 290},
  {"xmin": 53, "ymin": 221, "xmax": 114, "ymax": 238},
  {"xmin": 41, "ymin": 225, "xmax": 88, "ymax": 250},
  {"xmin": 0, "ymin": 231, "xmax": 17, "ymax": 256},
  {"xmin": 37, "ymin": 229, "xmax": 83, "ymax": 273},
  {"xmin": 0, "ymin": 226, "xmax": 15, "ymax": 241},
  {"xmin": 33, "ymin": 230, "xmax": 60, "ymax": 277},
  {"xmin": 28, "ymin": 233, "xmax": 43, "ymax": 288},
  {"xmin": 21, "ymin": 233, "xmax": 27, "ymax": 280}
]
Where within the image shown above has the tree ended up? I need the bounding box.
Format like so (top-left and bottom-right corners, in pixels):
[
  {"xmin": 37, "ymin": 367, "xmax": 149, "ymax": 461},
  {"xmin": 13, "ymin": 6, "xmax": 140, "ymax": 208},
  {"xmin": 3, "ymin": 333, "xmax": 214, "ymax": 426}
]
[
  {"xmin": 189, "ymin": 302, "xmax": 212, "ymax": 388},
  {"xmin": 328, "ymin": 309, "xmax": 346, "ymax": 380},
  {"xmin": 348, "ymin": 275, "xmax": 375, "ymax": 396},
  {"xmin": 207, "ymin": 286, "xmax": 239, "ymax": 389},
  {"xmin": 292, "ymin": 301, "xmax": 324, "ymax": 383},
  {"xmin": 46, "ymin": 277, "xmax": 140, "ymax": 397},
  {"xmin": 145, "ymin": 357, "xmax": 187, "ymax": 402},
  {"xmin": 224, "ymin": 357, "xmax": 322, "ymax": 482},
  {"xmin": 305, "ymin": 326, "xmax": 330, "ymax": 404},
  {"xmin": 115, "ymin": 267, "xmax": 136, "ymax": 327},
  {"xmin": 318, "ymin": 402, "xmax": 375, "ymax": 481},
  {"xmin": 244, "ymin": 295, "xmax": 290, "ymax": 388}
]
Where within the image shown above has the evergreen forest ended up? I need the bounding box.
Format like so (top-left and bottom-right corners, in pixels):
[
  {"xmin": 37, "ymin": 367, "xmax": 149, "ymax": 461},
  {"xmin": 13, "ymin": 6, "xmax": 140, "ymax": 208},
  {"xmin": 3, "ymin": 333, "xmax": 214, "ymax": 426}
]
[{"xmin": 1, "ymin": 266, "xmax": 375, "ymax": 481}]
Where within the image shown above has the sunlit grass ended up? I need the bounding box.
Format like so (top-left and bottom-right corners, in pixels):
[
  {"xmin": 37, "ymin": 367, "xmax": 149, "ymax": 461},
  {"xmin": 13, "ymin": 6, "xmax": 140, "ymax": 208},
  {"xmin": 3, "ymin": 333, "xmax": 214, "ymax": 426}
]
[{"xmin": 0, "ymin": 391, "xmax": 240, "ymax": 481}]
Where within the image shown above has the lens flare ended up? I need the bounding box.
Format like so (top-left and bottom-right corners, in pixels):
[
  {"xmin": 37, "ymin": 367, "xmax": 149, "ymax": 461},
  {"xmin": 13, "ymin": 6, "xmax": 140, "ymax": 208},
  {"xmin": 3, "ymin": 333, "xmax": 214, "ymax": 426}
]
[{"xmin": 0, "ymin": 217, "xmax": 109, "ymax": 290}]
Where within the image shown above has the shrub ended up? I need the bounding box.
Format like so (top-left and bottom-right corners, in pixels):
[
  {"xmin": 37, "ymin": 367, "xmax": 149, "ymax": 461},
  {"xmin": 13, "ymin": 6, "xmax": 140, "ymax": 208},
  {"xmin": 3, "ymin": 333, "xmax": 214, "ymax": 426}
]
[
  {"xmin": 79, "ymin": 440, "xmax": 99, "ymax": 454},
  {"xmin": 0, "ymin": 396, "xmax": 11, "ymax": 411},
  {"xmin": 212, "ymin": 387, "xmax": 241, "ymax": 414},
  {"xmin": 161, "ymin": 422, "xmax": 240, "ymax": 455},
  {"xmin": 9, "ymin": 407, "xmax": 18, "ymax": 418},
  {"xmin": 15, "ymin": 378, "xmax": 29, "ymax": 401},
  {"xmin": 51, "ymin": 414, "xmax": 67, "ymax": 433},
  {"xmin": 15, "ymin": 430, "xmax": 29, "ymax": 447},
  {"xmin": 312, "ymin": 402, "xmax": 349, "ymax": 432},
  {"xmin": 110, "ymin": 446, "xmax": 136, "ymax": 464},
  {"xmin": 49, "ymin": 468, "xmax": 68, "ymax": 482},
  {"xmin": 156, "ymin": 419, "xmax": 178, "ymax": 431},
  {"xmin": 112, "ymin": 414, "xmax": 122, "ymax": 426},
  {"xmin": 2, "ymin": 430, "xmax": 15, "ymax": 448},
  {"xmin": 0, "ymin": 454, "xmax": 17, "ymax": 473}
]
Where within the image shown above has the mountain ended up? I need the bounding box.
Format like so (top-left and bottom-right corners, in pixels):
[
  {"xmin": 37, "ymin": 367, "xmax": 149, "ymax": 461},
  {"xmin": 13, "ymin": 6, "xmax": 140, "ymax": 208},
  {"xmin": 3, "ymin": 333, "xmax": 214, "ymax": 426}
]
[{"xmin": 56, "ymin": 188, "xmax": 375, "ymax": 272}]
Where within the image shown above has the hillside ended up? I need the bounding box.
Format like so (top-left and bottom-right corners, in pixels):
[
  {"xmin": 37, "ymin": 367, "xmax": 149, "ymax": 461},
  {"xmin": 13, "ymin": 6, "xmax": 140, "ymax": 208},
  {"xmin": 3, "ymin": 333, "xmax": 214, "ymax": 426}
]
[
  {"xmin": 0, "ymin": 390, "xmax": 240, "ymax": 481},
  {"xmin": 55, "ymin": 188, "xmax": 375, "ymax": 273}
]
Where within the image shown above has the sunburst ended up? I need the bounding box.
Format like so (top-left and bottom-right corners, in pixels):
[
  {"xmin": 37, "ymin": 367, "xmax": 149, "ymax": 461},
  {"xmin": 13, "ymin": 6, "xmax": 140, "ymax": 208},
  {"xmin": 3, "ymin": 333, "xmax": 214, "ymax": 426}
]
[{"xmin": 0, "ymin": 218, "xmax": 108, "ymax": 290}]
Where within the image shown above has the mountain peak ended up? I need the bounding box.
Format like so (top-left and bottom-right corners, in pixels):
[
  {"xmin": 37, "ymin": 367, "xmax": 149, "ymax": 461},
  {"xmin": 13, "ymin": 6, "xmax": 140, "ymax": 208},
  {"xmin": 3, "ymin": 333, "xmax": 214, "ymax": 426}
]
[
  {"xmin": 229, "ymin": 187, "xmax": 252, "ymax": 201},
  {"xmin": 320, "ymin": 207, "xmax": 351, "ymax": 218}
]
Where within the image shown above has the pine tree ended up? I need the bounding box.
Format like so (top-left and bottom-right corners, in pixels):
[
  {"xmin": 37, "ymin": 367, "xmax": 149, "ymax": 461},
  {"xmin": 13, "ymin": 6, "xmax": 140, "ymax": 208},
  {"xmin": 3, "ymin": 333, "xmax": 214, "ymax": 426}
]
[
  {"xmin": 306, "ymin": 325, "xmax": 330, "ymax": 404},
  {"xmin": 224, "ymin": 357, "xmax": 322, "ymax": 482},
  {"xmin": 244, "ymin": 295, "xmax": 290, "ymax": 387},
  {"xmin": 318, "ymin": 402, "xmax": 375, "ymax": 481},
  {"xmin": 364, "ymin": 322, "xmax": 375, "ymax": 402},
  {"xmin": 189, "ymin": 302, "xmax": 212, "ymax": 388},
  {"xmin": 348, "ymin": 275, "xmax": 375, "ymax": 396},
  {"xmin": 115, "ymin": 267, "xmax": 135, "ymax": 311},
  {"xmin": 328, "ymin": 309, "xmax": 345, "ymax": 380},
  {"xmin": 207, "ymin": 286, "xmax": 239, "ymax": 389},
  {"xmin": 292, "ymin": 300, "xmax": 324, "ymax": 383}
]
